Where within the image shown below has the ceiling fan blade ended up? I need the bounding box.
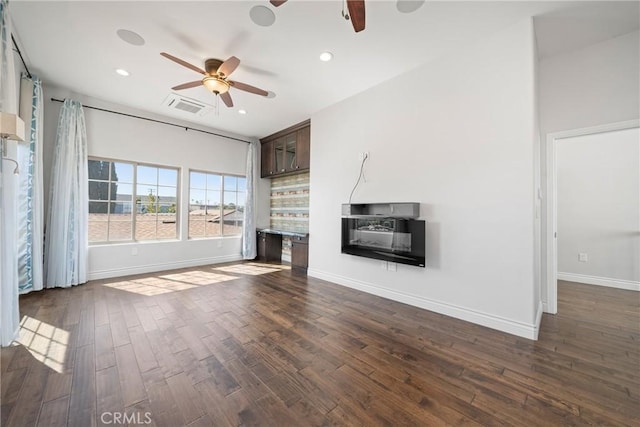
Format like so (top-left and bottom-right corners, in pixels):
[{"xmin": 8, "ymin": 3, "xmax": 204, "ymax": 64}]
[
  {"xmin": 220, "ymin": 92, "xmax": 234, "ymax": 108},
  {"xmin": 347, "ymin": 0, "xmax": 366, "ymax": 32},
  {"xmin": 171, "ymin": 80, "xmax": 203, "ymax": 90},
  {"xmin": 229, "ymin": 81, "xmax": 268, "ymax": 96},
  {"xmin": 160, "ymin": 52, "xmax": 206, "ymax": 75},
  {"xmin": 270, "ymin": 0, "xmax": 287, "ymax": 6},
  {"xmin": 217, "ymin": 56, "xmax": 240, "ymax": 78}
]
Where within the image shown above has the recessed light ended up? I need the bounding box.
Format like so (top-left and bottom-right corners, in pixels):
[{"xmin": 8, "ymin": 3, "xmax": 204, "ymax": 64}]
[
  {"xmin": 250, "ymin": 5, "xmax": 276, "ymax": 27},
  {"xmin": 319, "ymin": 51, "xmax": 333, "ymax": 62},
  {"xmin": 115, "ymin": 69, "xmax": 130, "ymax": 77},
  {"xmin": 116, "ymin": 29, "xmax": 145, "ymax": 46},
  {"xmin": 238, "ymin": 109, "xmax": 247, "ymax": 115}
]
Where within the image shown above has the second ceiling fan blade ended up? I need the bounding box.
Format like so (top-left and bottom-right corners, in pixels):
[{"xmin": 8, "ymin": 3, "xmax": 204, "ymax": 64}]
[
  {"xmin": 220, "ymin": 92, "xmax": 233, "ymax": 107},
  {"xmin": 161, "ymin": 52, "xmax": 206, "ymax": 75},
  {"xmin": 229, "ymin": 80, "xmax": 268, "ymax": 96},
  {"xmin": 270, "ymin": 0, "xmax": 287, "ymax": 6},
  {"xmin": 218, "ymin": 56, "xmax": 240, "ymax": 78},
  {"xmin": 171, "ymin": 80, "xmax": 202, "ymax": 90},
  {"xmin": 347, "ymin": 0, "xmax": 365, "ymax": 32}
]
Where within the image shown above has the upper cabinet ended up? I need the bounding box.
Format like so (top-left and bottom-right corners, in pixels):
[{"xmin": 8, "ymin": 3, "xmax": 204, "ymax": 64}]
[{"xmin": 260, "ymin": 120, "xmax": 310, "ymax": 178}]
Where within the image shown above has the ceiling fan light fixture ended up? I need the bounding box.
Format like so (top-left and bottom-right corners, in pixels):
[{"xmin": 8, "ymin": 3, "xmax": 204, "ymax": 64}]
[{"xmin": 202, "ymin": 76, "xmax": 230, "ymax": 94}]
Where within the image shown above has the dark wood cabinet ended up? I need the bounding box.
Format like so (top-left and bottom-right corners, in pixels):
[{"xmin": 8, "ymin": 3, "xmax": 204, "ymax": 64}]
[
  {"xmin": 257, "ymin": 230, "xmax": 282, "ymax": 262},
  {"xmin": 291, "ymin": 235, "xmax": 309, "ymax": 273},
  {"xmin": 260, "ymin": 140, "xmax": 275, "ymax": 177},
  {"xmin": 260, "ymin": 119, "xmax": 310, "ymax": 178}
]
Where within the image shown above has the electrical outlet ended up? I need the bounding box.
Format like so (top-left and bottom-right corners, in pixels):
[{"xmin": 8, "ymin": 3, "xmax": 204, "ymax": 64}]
[
  {"xmin": 381, "ymin": 261, "xmax": 387, "ymax": 270},
  {"xmin": 388, "ymin": 262, "xmax": 397, "ymax": 272},
  {"xmin": 131, "ymin": 247, "xmax": 138, "ymax": 256},
  {"xmin": 578, "ymin": 253, "xmax": 588, "ymax": 262},
  {"xmin": 217, "ymin": 240, "xmax": 223, "ymax": 248}
]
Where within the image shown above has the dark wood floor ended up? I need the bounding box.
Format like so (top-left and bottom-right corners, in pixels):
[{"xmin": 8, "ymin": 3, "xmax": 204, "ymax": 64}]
[{"xmin": 1, "ymin": 263, "xmax": 639, "ymax": 426}]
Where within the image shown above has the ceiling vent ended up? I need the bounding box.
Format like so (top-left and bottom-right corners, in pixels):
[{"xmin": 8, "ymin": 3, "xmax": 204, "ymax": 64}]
[{"xmin": 162, "ymin": 93, "xmax": 213, "ymax": 116}]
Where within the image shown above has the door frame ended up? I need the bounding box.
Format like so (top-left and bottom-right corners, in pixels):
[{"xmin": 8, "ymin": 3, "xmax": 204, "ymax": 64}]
[{"xmin": 545, "ymin": 119, "xmax": 639, "ymax": 314}]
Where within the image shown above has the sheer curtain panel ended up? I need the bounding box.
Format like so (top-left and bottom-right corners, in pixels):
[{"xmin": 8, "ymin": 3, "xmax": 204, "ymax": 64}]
[
  {"xmin": 17, "ymin": 74, "xmax": 44, "ymax": 293},
  {"xmin": 0, "ymin": 0, "xmax": 20, "ymax": 346},
  {"xmin": 242, "ymin": 140, "xmax": 258, "ymax": 259},
  {"xmin": 44, "ymin": 99, "xmax": 88, "ymax": 288}
]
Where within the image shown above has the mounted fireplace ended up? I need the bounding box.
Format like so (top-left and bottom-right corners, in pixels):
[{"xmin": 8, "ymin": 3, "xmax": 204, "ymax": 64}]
[{"xmin": 341, "ymin": 203, "xmax": 425, "ymax": 268}]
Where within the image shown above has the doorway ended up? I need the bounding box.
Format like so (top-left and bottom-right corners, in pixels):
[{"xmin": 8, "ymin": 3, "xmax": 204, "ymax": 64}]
[{"xmin": 545, "ymin": 120, "xmax": 640, "ymax": 314}]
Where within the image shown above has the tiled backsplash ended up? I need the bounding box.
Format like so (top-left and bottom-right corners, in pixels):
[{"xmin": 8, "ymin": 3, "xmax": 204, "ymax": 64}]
[{"xmin": 270, "ymin": 172, "xmax": 309, "ymax": 257}]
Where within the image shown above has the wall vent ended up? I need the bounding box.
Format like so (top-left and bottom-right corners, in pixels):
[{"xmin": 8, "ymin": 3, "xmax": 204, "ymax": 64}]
[{"xmin": 162, "ymin": 93, "xmax": 213, "ymax": 116}]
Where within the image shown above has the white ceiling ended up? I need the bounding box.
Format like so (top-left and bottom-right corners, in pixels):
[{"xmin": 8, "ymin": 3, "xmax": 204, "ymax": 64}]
[{"xmin": 10, "ymin": 1, "xmax": 639, "ymax": 139}]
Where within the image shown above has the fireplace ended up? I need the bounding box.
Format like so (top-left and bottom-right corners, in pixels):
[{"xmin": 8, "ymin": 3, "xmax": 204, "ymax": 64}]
[{"xmin": 341, "ymin": 203, "xmax": 425, "ymax": 267}]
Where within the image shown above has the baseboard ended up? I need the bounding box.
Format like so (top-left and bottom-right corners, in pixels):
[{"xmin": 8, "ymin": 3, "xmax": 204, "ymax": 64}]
[
  {"xmin": 308, "ymin": 268, "xmax": 540, "ymax": 340},
  {"xmin": 533, "ymin": 301, "xmax": 544, "ymax": 340},
  {"xmin": 88, "ymin": 254, "xmax": 244, "ymax": 281},
  {"xmin": 557, "ymin": 272, "xmax": 640, "ymax": 291}
]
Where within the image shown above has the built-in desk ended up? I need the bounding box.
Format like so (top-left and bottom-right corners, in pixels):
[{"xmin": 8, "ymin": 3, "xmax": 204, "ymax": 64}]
[{"xmin": 256, "ymin": 229, "xmax": 309, "ymax": 272}]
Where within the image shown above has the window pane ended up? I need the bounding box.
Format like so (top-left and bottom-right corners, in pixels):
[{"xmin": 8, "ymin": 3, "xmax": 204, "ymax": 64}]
[
  {"xmin": 224, "ymin": 175, "xmax": 237, "ymax": 191},
  {"xmin": 111, "ymin": 202, "xmax": 132, "ymax": 215},
  {"xmin": 207, "ymin": 174, "xmax": 221, "ymax": 190},
  {"xmin": 88, "ymin": 160, "xmax": 111, "ymax": 180},
  {"xmin": 135, "ymin": 215, "xmax": 156, "ymax": 240},
  {"xmin": 137, "ymin": 166, "xmax": 158, "ymax": 185},
  {"xmin": 137, "ymin": 185, "xmax": 157, "ymax": 211},
  {"xmin": 157, "ymin": 185, "xmax": 176, "ymax": 198},
  {"xmin": 108, "ymin": 220, "xmax": 132, "ymax": 241},
  {"xmin": 113, "ymin": 183, "xmax": 133, "ymax": 201},
  {"xmin": 156, "ymin": 219, "xmax": 177, "ymax": 239},
  {"xmin": 158, "ymin": 168, "xmax": 177, "ymax": 186},
  {"xmin": 236, "ymin": 177, "xmax": 246, "ymax": 192},
  {"xmin": 205, "ymin": 220, "xmax": 221, "ymax": 237},
  {"xmin": 223, "ymin": 218, "xmax": 242, "ymax": 236},
  {"xmin": 223, "ymin": 191, "xmax": 237, "ymax": 209},
  {"xmin": 88, "ymin": 221, "xmax": 108, "ymax": 242},
  {"xmin": 190, "ymin": 189, "xmax": 206, "ymax": 209},
  {"xmin": 206, "ymin": 190, "xmax": 220, "ymax": 208},
  {"xmin": 189, "ymin": 219, "xmax": 205, "ymax": 238},
  {"xmin": 89, "ymin": 181, "xmax": 110, "ymax": 201},
  {"xmin": 113, "ymin": 162, "xmax": 133, "ymax": 183},
  {"xmin": 190, "ymin": 171, "xmax": 206, "ymax": 190},
  {"xmin": 89, "ymin": 201, "xmax": 109, "ymax": 214}
]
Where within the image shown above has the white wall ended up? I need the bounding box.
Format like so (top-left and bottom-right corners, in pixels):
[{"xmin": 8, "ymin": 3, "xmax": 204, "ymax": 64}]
[
  {"xmin": 309, "ymin": 19, "xmax": 540, "ymax": 339},
  {"xmin": 557, "ymin": 128, "xmax": 639, "ymax": 288},
  {"xmin": 538, "ymin": 30, "xmax": 640, "ymax": 304},
  {"xmin": 42, "ymin": 85, "xmax": 267, "ymax": 280}
]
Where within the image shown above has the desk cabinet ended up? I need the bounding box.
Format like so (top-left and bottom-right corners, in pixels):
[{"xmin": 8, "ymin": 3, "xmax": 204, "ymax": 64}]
[
  {"xmin": 291, "ymin": 235, "xmax": 309, "ymax": 272},
  {"xmin": 257, "ymin": 230, "xmax": 282, "ymax": 262}
]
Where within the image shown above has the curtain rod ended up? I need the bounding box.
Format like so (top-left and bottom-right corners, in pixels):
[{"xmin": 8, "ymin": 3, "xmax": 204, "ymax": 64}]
[
  {"xmin": 12, "ymin": 33, "xmax": 32, "ymax": 78},
  {"xmin": 49, "ymin": 98, "xmax": 251, "ymax": 144}
]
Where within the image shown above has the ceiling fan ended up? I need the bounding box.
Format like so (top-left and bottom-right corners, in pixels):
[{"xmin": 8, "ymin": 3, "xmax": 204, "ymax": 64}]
[
  {"xmin": 269, "ymin": 0, "xmax": 424, "ymax": 33},
  {"xmin": 271, "ymin": 0, "xmax": 365, "ymax": 32},
  {"xmin": 160, "ymin": 52, "xmax": 269, "ymax": 108}
]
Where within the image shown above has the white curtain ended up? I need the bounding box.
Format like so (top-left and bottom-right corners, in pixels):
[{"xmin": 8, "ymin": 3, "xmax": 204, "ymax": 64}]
[
  {"xmin": 44, "ymin": 99, "xmax": 88, "ymax": 288},
  {"xmin": 0, "ymin": 0, "xmax": 20, "ymax": 346},
  {"xmin": 17, "ymin": 74, "xmax": 44, "ymax": 294},
  {"xmin": 242, "ymin": 140, "xmax": 258, "ymax": 259}
]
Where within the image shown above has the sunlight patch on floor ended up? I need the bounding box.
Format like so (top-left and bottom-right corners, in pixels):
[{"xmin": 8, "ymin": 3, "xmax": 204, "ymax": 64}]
[
  {"xmin": 104, "ymin": 271, "xmax": 239, "ymax": 296},
  {"xmin": 17, "ymin": 316, "xmax": 69, "ymax": 373},
  {"xmin": 214, "ymin": 262, "xmax": 291, "ymax": 276}
]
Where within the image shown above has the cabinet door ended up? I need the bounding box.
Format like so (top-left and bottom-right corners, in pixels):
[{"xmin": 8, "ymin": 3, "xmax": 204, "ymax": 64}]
[
  {"xmin": 295, "ymin": 126, "xmax": 310, "ymax": 171},
  {"xmin": 291, "ymin": 236, "xmax": 309, "ymax": 270},
  {"xmin": 274, "ymin": 137, "xmax": 286, "ymax": 174},
  {"xmin": 260, "ymin": 140, "xmax": 274, "ymax": 178},
  {"xmin": 284, "ymin": 132, "xmax": 297, "ymax": 172}
]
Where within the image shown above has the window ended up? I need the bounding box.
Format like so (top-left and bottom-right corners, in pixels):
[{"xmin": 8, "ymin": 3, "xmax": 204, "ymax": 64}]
[
  {"xmin": 88, "ymin": 158, "xmax": 178, "ymax": 243},
  {"xmin": 189, "ymin": 171, "xmax": 246, "ymax": 238}
]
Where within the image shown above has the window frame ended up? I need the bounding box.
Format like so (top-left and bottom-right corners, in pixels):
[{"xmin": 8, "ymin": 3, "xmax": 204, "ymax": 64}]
[
  {"xmin": 88, "ymin": 157, "xmax": 180, "ymax": 245},
  {"xmin": 188, "ymin": 169, "xmax": 246, "ymax": 240}
]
